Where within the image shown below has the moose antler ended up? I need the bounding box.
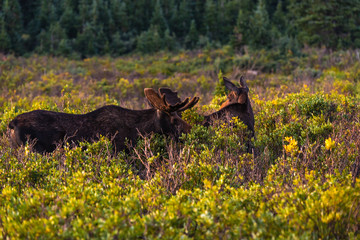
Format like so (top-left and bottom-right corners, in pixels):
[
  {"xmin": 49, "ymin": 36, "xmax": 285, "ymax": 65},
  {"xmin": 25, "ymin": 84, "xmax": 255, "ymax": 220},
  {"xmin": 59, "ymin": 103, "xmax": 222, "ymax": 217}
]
[
  {"xmin": 144, "ymin": 88, "xmax": 197, "ymax": 113},
  {"xmin": 177, "ymin": 96, "xmax": 199, "ymax": 112},
  {"xmin": 159, "ymin": 87, "xmax": 182, "ymax": 105},
  {"xmin": 159, "ymin": 87, "xmax": 199, "ymax": 113}
]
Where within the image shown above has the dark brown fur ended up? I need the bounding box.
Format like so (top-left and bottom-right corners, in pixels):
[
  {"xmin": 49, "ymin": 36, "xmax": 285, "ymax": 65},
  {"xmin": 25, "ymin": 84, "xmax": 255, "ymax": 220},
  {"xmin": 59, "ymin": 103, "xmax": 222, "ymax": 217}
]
[{"xmin": 8, "ymin": 88, "xmax": 199, "ymax": 153}]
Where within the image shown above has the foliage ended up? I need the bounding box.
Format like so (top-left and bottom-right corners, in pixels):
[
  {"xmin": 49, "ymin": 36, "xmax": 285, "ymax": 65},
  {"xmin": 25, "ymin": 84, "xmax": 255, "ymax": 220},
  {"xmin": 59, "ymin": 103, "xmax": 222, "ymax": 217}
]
[
  {"xmin": 1, "ymin": 49, "xmax": 360, "ymax": 238},
  {"xmin": 1, "ymin": 0, "xmax": 360, "ymax": 56}
]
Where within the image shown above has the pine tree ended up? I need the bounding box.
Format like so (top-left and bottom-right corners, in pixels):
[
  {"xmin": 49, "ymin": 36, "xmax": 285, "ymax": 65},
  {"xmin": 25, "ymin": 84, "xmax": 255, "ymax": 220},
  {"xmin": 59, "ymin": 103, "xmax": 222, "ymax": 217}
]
[
  {"xmin": 36, "ymin": 29, "xmax": 49, "ymax": 54},
  {"xmin": 110, "ymin": 31, "xmax": 126, "ymax": 56},
  {"xmin": 150, "ymin": 0, "xmax": 168, "ymax": 35},
  {"xmin": 163, "ymin": 28, "xmax": 177, "ymax": 51},
  {"xmin": 0, "ymin": 14, "xmax": 11, "ymax": 53},
  {"xmin": 204, "ymin": 0, "xmax": 217, "ymax": 41},
  {"xmin": 2, "ymin": 0, "xmax": 23, "ymax": 53},
  {"xmin": 249, "ymin": 0, "xmax": 272, "ymax": 49},
  {"xmin": 90, "ymin": 0, "xmax": 99, "ymax": 25},
  {"xmin": 110, "ymin": 0, "xmax": 128, "ymax": 32},
  {"xmin": 289, "ymin": 0, "xmax": 360, "ymax": 49},
  {"xmin": 60, "ymin": 0, "xmax": 80, "ymax": 39},
  {"xmin": 79, "ymin": 0, "xmax": 92, "ymax": 26},
  {"xmin": 160, "ymin": 0, "xmax": 175, "ymax": 22},
  {"xmin": 185, "ymin": 19, "xmax": 198, "ymax": 49},
  {"xmin": 19, "ymin": 0, "xmax": 41, "ymax": 53},
  {"xmin": 49, "ymin": 22, "xmax": 67, "ymax": 55},
  {"xmin": 128, "ymin": 0, "xmax": 152, "ymax": 33},
  {"xmin": 38, "ymin": 0, "xmax": 52, "ymax": 30},
  {"xmin": 231, "ymin": 9, "xmax": 247, "ymax": 49},
  {"xmin": 170, "ymin": 0, "xmax": 191, "ymax": 40},
  {"xmin": 222, "ymin": 0, "xmax": 242, "ymax": 43},
  {"xmin": 136, "ymin": 25, "xmax": 162, "ymax": 53},
  {"xmin": 76, "ymin": 23, "xmax": 95, "ymax": 56},
  {"xmin": 273, "ymin": 0, "xmax": 286, "ymax": 33},
  {"xmin": 58, "ymin": 38, "xmax": 72, "ymax": 56},
  {"xmin": 35, "ymin": 1, "xmax": 60, "ymax": 54}
]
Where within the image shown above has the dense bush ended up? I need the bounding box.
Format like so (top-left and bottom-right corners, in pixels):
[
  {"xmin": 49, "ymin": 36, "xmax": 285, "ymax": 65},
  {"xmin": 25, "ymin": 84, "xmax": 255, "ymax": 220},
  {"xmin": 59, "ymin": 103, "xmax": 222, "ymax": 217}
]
[{"xmin": 1, "ymin": 49, "xmax": 360, "ymax": 238}]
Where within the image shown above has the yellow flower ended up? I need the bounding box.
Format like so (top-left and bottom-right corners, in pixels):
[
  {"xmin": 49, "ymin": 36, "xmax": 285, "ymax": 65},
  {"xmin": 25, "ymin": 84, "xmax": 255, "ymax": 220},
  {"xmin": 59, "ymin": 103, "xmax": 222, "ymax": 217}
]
[
  {"xmin": 303, "ymin": 84, "xmax": 309, "ymax": 91},
  {"xmin": 25, "ymin": 145, "xmax": 30, "ymax": 156},
  {"xmin": 325, "ymin": 137, "xmax": 336, "ymax": 150},
  {"xmin": 284, "ymin": 136, "xmax": 298, "ymax": 155}
]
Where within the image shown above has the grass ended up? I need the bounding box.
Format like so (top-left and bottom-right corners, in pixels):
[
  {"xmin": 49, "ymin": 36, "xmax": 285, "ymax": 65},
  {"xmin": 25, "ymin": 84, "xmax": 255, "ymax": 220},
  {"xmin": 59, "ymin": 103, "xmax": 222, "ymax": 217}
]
[{"xmin": 0, "ymin": 48, "xmax": 360, "ymax": 238}]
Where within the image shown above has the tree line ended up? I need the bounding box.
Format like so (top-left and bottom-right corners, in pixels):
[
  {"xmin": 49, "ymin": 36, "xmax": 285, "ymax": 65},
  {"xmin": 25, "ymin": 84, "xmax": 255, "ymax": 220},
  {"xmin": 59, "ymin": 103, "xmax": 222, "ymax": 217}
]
[{"xmin": 1, "ymin": 0, "xmax": 360, "ymax": 57}]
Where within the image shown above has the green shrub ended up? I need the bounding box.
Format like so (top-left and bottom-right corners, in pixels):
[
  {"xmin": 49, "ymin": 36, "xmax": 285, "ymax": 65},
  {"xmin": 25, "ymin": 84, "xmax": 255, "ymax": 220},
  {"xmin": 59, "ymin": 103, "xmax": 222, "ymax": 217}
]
[{"xmin": 1, "ymin": 52, "xmax": 360, "ymax": 239}]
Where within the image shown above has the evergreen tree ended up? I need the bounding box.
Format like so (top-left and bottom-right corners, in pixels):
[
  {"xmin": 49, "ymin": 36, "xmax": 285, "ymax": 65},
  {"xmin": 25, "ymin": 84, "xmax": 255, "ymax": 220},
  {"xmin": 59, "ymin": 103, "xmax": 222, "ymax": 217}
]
[
  {"xmin": 273, "ymin": 0, "xmax": 286, "ymax": 33},
  {"xmin": 90, "ymin": 0, "xmax": 99, "ymax": 24},
  {"xmin": 161, "ymin": 0, "xmax": 175, "ymax": 22},
  {"xmin": 204, "ymin": 0, "xmax": 217, "ymax": 41},
  {"xmin": 170, "ymin": 0, "xmax": 191, "ymax": 40},
  {"xmin": 49, "ymin": 22, "xmax": 67, "ymax": 55},
  {"xmin": 289, "ymin": 0, "xmax": 360, "ymax": 49},
  {"xmin": 163, "ymin": 28, "xmax": 177, "ymax": 51},
  {"xmin": 190, "ymin": 0, "xmax": 206, "ymax": 35},
  {"xmin": 60, "ymin": 0, "xmax": 80, "ymax": 39},
  {"xmin": 128, "ymin": 0, "xmax": 152, "ymax": 33},
  {"xmin": 222, "ymin": 0, "xmax": 242, "ymax": 41},
  {"xmin": 76, "ymin": 23, "xmax": 95, "ymax": 56},
  {"xmin": 36, "ymin": 29, "xmax": 49, "ymax": 53},
  {"xmin": 38, "ymin": 0, "xmax": 53, "ymax": 30},
  {"xmin": 150, "ymin": 0, "xmax": 168, "ymax": 35},
  {"xmin": 58, "ymin": 38, "xmax": 72, "ymax": 56},
  {"xmin": 2, "ymin": 0, "xmax": 23, "ymax": 53},
  {"xmin": 185, "ymin": 19, "xmax": 198, "ymax": 49},
  {"xmin": 35, "ymin": 1, "xmax": 60, "ymax": 54},
  {"xmin": 79, "ymin": 0, "xmax": 92, "ymax": 25},
  {"xmin": 110, "ymin": 31, "xmax": 126, "ymax": 56},
  {"xmin": 110, "ymin": 0, "xmax": 128, "ymax": 32},
  {"xmin": 0, "ymin": 14, "xmax": 11, "ymax": 53},
  {"xmin": 136, "ymin": 25, "xmax": 162, "ymax": 53},
  {"xmin": 231, "ymin": 9, "xmax": 247, "ymax": 49},
  {"xmin": 19, "ymin": 0, "xmax": 41, "ymax": 53},
  {"xmin": 249, "ymin": 0, "xmax": 273, "ymax": 49}
]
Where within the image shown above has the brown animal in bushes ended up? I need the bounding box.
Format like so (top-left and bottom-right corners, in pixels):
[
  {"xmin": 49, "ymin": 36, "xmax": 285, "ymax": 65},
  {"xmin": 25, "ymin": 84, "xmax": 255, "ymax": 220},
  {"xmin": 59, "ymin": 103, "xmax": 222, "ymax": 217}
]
[
  {"xmin": 206, "ymin": 76, "xmax": 254, "ymax": 133},
  {"xmin": 8, "ymin": 88, "xmax": 199, "ymax": 153},
  {"xmin": 159, "ymin": 76, "xmax": 255, "ymax": 151}
]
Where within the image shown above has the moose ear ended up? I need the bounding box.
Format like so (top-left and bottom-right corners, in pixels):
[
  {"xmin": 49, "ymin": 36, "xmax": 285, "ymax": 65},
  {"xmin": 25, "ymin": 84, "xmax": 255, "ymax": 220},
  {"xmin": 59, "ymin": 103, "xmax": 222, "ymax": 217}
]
[
  {"xmin": 223, "ymin": 77, "xmax": 238, "ymax": 92},
  {"xmin": 159, "ymin": 87, "xmax": 182, "ymax": 105},
  {"xmin": 239, "ymin": 76, "xmax": 247, "ymax": 88}
]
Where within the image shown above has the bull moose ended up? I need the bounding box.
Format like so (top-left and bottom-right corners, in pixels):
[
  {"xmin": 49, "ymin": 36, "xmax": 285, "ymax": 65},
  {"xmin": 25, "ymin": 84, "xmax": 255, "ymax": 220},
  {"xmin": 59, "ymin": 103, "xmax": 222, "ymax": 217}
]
[
  {"xmin": 159, "ymin": 76, "xmax": 255, "ymax": 151},
  {"xmin": 8, "ymin": 88, "xmax": 199, "ymax": 153}
]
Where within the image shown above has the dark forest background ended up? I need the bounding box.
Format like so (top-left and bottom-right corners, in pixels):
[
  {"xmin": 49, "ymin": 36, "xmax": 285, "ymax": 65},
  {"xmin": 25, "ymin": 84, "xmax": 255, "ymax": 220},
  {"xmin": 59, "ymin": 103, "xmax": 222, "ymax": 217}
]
[{"xmin": 1, "ymin": 0, "xmax": 360, "ymax": 57}]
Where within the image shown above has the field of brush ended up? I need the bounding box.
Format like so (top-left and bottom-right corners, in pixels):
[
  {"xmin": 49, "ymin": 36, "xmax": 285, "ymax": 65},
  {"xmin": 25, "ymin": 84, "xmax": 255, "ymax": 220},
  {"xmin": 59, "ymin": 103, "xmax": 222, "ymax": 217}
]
[{"xmin": 1, "ymin": 48, "xmax": 360, "ymax": 238}]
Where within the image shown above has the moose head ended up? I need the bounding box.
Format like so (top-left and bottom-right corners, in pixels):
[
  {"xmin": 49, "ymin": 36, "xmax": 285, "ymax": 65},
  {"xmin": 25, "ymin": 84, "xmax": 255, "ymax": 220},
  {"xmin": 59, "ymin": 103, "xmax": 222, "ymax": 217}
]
[
  {"xmin": 159, "ymin": 76, "xmax": 255, "ymax": 153},
  {"xmin": 219, "ymin": 76, "xmax": 254, "ymax": 126}
]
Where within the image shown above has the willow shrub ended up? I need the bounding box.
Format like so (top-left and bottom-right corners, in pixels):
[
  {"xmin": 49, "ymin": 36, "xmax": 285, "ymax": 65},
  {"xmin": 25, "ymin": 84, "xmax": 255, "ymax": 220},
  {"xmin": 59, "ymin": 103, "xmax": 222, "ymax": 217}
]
[
  {"xmin": 1, "ymin": 88, "xmax": 360, "ymax": 238},
  {"xmin": 1, "ymin": 51, "xmax": 360, "ymax": 238}
]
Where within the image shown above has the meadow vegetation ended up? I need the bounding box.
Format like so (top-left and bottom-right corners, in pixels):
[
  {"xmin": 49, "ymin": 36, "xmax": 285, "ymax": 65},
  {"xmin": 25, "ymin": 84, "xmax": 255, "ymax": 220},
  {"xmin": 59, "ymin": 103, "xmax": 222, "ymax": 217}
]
[{"xmin": 1, "ymin": 48, "xmax": 360, "ymax": 238}]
